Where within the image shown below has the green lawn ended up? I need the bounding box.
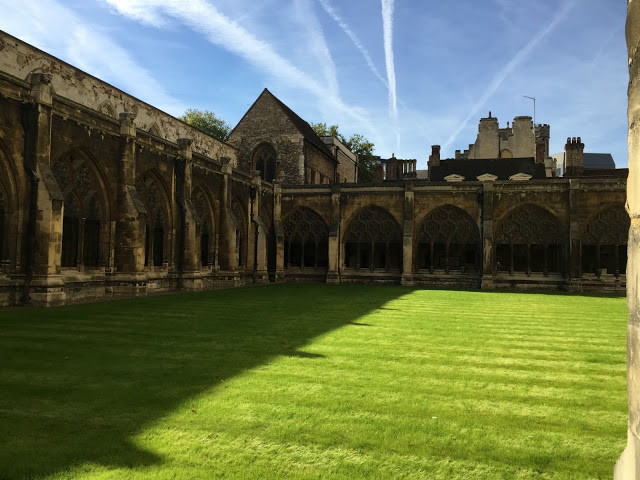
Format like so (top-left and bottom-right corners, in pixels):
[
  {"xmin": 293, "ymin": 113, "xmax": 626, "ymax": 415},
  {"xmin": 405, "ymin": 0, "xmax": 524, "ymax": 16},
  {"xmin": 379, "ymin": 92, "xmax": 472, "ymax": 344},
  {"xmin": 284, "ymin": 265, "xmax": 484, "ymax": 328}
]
[{"xmin": 0, "ymin": 285, "xmax": 628, "ymax": 479}]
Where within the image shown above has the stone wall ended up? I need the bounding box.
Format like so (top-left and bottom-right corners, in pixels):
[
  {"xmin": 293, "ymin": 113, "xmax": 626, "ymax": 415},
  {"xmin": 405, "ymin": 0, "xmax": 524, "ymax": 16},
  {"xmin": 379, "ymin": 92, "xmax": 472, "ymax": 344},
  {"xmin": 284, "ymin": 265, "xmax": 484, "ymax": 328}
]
[{"xmin": 466, "ymin": 115, "xmax": 535, "ymax": 159}]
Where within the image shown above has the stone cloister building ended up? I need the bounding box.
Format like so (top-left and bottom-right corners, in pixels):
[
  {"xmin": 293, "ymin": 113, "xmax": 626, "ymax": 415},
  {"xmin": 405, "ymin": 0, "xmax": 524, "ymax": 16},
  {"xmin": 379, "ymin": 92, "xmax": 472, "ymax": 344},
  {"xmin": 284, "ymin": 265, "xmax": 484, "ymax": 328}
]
[{"xmin": 0, "ymin": 30, "xmax": 630, "ymax": 307}]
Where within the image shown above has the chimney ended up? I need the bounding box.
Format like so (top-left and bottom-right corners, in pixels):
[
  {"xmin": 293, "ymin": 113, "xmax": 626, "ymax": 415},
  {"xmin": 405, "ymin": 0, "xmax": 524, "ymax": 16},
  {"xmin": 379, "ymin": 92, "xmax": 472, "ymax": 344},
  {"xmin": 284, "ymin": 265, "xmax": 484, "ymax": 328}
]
[
  {"xmin": 564, "ymin": 136, "xmax": 584, "ymax": 177},
  {"xmin": 534, "ymin": 124, "xmax": 550, "ymax": 164},
  {"xmin": 428, "ymin": 145, "xmax": 441, "ymax": 181},
  {"xmin": 374, "ymin": 163, "xmax": 385, "ymax": 182}
]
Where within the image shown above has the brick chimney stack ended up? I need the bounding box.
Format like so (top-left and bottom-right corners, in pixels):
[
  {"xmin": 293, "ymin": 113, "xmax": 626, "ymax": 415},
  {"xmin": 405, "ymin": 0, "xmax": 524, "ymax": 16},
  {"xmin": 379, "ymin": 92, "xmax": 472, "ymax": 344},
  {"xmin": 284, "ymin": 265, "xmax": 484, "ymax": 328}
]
[
  {"xmin": 428, "ymin": 145, "xmax": 441, "ymax": 181},
  {"xmin": 564, "ymin": 136, "xmax": 584, "ymax": 177}
]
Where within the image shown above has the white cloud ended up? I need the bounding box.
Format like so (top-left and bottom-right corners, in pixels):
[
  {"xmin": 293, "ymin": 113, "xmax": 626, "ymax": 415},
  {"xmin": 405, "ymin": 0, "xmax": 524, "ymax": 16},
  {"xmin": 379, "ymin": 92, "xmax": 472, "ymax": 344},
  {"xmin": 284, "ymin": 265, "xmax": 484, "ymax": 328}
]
[
  {"xmin": 381, "ymin": 0, "xmax": 397, "ymax": 118},
  {"xmin": 104, "ymin": 0, "xmax": 374, "ymax": 130},
  {"xmin": 0, "ymin": 0, "xmax": 186, "ymax": 115}
]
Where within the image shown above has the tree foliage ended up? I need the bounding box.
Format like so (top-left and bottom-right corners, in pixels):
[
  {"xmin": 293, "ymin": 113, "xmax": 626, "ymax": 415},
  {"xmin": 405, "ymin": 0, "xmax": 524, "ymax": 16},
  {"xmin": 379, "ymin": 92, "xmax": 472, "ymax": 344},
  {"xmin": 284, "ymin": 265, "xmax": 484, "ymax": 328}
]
[
  {"xmin": 180, "ymin": 109, "xmax": 231, "ymax": 142},
  {"xmin": 310, "ymin": 123, "xmax": 377, "ymax": 183}
]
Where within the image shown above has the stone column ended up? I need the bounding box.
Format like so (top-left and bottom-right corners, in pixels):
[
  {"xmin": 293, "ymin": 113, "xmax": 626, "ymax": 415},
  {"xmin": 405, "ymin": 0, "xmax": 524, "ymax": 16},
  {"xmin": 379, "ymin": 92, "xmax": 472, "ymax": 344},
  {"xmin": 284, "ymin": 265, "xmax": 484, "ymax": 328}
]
[
  {"xmin": 481, "ymin": 182, "xmax": 495, "ymax": 289},
  {"xmin": 218, "ymin": 157, "xmax": 236, "ymax": 271},
  {"xmin": 273, "ymin": 182, "xmax": 285, "ymax": 282},
  {"xmin": 616, "ymin": 3, "xmax": 640, "ymax": 477},
  {"xmin": 401, "ymin": 183, "xmax": 414, "ymax": 286},
  {"xmin": 112, "ymin": 112, "xmax": 147, "ymax": 295},
  {"xmin": 568, "ymin": 179, "xmax": 582, "ymax": 289},
  {"xmin": 176, "ymin": 138, "xmax": 201, "ymax": 289},
  {"xmin": 250, "ymin": 170, "xmax": 268, "ymax": 282},
  {"xmin": 327, "ymin": 184, "xmax": 341, "ymax": 284},
  {"xmin": 23, "ymin": 73, "xmax": 66, "ymax": 306}
]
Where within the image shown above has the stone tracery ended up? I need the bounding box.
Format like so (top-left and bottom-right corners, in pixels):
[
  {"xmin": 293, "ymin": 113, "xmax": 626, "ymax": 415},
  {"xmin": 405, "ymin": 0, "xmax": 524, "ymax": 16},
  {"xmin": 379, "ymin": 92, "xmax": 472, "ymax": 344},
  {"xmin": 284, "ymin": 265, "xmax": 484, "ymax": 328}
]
[{"xmin": 283, "ymin": 207, "xmax": 328, "ymax": 269}]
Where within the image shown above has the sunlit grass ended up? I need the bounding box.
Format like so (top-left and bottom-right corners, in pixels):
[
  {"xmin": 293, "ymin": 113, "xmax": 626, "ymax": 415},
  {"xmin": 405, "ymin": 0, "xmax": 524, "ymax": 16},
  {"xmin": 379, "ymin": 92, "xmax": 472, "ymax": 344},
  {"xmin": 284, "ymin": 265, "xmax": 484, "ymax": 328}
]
[{"xmin": 0, "ymin": 285, "xmax": 628, "ymax": 479}]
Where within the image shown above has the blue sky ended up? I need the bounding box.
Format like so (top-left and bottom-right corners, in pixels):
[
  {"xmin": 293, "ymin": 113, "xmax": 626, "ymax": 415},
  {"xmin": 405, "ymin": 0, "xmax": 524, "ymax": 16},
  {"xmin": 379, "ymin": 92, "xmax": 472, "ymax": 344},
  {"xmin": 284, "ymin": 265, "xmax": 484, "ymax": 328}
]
[{"xmin": 0, "ymin": 0, "xmax": 629, "ymax": 168}]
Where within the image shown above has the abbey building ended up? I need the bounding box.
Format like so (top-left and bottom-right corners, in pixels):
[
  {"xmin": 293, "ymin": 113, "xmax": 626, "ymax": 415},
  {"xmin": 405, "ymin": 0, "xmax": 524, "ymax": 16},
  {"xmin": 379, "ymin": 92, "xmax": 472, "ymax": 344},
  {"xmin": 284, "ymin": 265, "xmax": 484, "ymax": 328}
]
[{"xmin": 0, "ymin": 31, "xmax": 629, "ymax": 306}]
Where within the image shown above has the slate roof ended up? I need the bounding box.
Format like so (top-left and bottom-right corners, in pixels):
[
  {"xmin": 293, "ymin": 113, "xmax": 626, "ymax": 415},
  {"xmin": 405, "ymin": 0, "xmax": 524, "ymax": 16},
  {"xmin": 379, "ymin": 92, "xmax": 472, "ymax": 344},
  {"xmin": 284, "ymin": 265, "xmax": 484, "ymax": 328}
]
[
  {"xmin": 580, "ymin": 168, "xmax": 628, "ymax": 179},
  {"xmin": 263, "ymin": 89, "xmax": 338, "ymax": 164},
  {"xmin": 583, "ymin": 153, "xmax": 615, "ymax": 170},
  {"xmin": 429, "ymin": 157, "xmax": 546, "ymax": 181}
]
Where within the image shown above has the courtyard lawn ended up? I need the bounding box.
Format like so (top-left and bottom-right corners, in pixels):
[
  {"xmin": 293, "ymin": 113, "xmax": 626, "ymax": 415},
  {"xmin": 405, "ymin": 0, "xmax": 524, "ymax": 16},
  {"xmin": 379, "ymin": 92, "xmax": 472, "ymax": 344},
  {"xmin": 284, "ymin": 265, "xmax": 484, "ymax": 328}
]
[{"xmin": 0, "ymin": 285, "xmax": 628, "ymax": 480}]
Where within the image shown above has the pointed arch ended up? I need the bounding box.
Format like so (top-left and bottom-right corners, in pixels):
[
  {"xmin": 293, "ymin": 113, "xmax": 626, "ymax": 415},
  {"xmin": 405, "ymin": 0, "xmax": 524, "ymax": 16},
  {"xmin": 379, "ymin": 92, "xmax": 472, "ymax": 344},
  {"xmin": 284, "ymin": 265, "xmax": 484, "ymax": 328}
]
[
  {"xmin": 581, "ymin": 204, "xmax": 629, "ymax": 276},
  {"xmin": 147, "ymin": 122, "xmax": 163, "ymax": 138},
  {"xmin": 98, "ymin": 100, "xmax": 117, "ymax": 119},
  {"xmin": 136, "ymin": 169, "xmax": 173, "ymax": 269},
  {"xmin": 251, "ymin": 143, "xmax": 277, "ymax": 182},
  {"xmin": 0, "ymin": 138, "xmax": 21, "ymax": 271},
  {"xmin": 282, "ymin": 207, "xmax": 329, "ymax": 270},
  {"xmin": 343, "ymin": 206, "xmax": 402, "ymax": 271},
  {"xmin": 193, "ymin": 185, "xmax": 217, "ymax": 268},
  {"xmin": 495, "ymin": 203, "xmax": 565, "ymax": 275},
  {"xmin": 415, "ymin": 205, "xmax": 480, "ymax": 273},
  {"xmin": 53, "ymin": 147, "xmax": 112, "ymax": 270},
  {"xmin": 231, "ymin": 198, "xmax": 248, "ymax": 269}
]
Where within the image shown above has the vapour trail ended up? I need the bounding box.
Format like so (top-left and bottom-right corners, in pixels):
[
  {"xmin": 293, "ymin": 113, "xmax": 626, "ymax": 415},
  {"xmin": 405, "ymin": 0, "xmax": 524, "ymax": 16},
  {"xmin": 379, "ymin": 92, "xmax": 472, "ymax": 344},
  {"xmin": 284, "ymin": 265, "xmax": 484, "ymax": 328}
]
[
  {"xmin": 381, "ymin": 0, "xmax": 397, "ymax": 118},
  {"xmin": 442, "ymin": 0, "xmax": 576, "ymax": 153},
  {"xmin": 317, "ymin": 0, "xmax": 388, "ymax": 88}
]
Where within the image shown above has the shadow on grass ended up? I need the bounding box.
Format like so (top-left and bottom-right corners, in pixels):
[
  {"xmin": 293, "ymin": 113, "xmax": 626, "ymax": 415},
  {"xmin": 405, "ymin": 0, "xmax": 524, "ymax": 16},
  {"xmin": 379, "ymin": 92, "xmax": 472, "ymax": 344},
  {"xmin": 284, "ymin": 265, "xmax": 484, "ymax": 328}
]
[{"xmin": 0, "ymin": 283, "xmax": 405, "ymax": 479}]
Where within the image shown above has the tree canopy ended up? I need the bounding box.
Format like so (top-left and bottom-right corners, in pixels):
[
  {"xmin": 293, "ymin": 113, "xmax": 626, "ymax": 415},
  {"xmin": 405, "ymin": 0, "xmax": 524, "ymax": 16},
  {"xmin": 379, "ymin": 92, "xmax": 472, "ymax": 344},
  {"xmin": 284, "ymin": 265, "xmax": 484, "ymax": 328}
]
[
  {"xmin": 310, "ymin": 123, "xmax": 377, "ymax": 183},
  {"xmin": 180, "ymin": 109, "xmax": 231, "ymax": 142}
]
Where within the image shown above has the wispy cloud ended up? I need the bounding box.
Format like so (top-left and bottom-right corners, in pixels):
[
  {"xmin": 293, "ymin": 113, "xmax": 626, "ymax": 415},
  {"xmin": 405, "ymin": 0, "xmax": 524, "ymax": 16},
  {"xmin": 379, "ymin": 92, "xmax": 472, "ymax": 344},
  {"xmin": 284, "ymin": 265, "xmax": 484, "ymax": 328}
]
[
  {"xmin": 443, "ymin": 0, "xmax": 576, "ymax": 152},
  {"xmin": 104, "ymin": 0, "xmax": 374, "ymax": 129},
  {"xmin": 0, "ymin": 0, "xmax": 185, "ymax": 115},
  {"xmin": 381, "ymin": 0, "xmax": 397, "ymax": 119},
  {"xmin": 317, "ymin": 0, "xmax": 387, "ymax": 87}
]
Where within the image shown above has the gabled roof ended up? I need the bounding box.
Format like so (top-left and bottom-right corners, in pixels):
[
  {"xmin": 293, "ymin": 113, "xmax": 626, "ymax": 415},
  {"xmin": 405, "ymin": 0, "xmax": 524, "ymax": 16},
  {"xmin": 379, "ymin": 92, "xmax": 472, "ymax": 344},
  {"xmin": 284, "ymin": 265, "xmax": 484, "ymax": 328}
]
[{"xmin": 229, "ymin": 88, "xmax": 338, "ymax": 164}]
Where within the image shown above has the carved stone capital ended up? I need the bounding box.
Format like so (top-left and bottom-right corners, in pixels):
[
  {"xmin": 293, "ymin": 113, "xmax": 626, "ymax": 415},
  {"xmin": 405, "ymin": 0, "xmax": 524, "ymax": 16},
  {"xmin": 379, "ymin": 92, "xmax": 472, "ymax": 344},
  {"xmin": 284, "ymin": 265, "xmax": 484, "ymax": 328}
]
[{"xmin": 119, "ymin": 112, "xmax": 137, "ymax": 137}]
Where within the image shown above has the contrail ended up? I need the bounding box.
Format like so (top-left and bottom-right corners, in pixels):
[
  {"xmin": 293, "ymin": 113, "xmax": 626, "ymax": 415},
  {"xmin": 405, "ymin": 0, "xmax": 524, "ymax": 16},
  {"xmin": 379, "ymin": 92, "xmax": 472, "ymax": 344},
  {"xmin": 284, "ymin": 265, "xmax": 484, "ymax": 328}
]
[
  {"xmin": 317, "ymin": 0, "xmax": 387, "ymax": 88},
  {"xmin": 381, "ymin": 0, "xmax": 397, "ymax": 118},
  {"xmin": 443, "ymin": 0, "xmax": 575, "ymax": 153}
]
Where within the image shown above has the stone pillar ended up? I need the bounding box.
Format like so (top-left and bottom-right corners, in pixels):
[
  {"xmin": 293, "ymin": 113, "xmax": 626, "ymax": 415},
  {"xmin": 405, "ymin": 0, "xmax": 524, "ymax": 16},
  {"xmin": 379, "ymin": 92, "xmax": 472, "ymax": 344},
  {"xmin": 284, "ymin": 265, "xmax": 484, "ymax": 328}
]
[
  {"xmin": 218, "ymin": 157, "xmax": 236, "ymax": 271},
  {"xmin": 273, "ymin": 182, "xmax": 285, "ymax": 282},
  {"xmin": 327, "ymin": 184, "xmax": 341, "ymax": 284},
  {"xmin": 615, "ymin": 3, "xmax": 640, "ymax": 477},
  {"xmin": 23, "ymin": 73, "xmax": 66, "ymax": 306},
  {"xmin": 568, "ymin": 179, "xmax": 582, "ymax": 289},
  {"xmin": 112, "ymin": 112, "xmax": 147, "ymax": 295},
  {"xmin": 401, "ymin": 183, "xmax": 414, "ymax": 286},
  {"xmin": 250, "ymin": 170, "xmax": 268, "ymax": 282},
  {"xmin": 176, "ymin": 138, "xmax": 201, "ymax": 289},
  {"xmin": 481, "ymin": 182, "xmax": 495, "ymax": 289}
]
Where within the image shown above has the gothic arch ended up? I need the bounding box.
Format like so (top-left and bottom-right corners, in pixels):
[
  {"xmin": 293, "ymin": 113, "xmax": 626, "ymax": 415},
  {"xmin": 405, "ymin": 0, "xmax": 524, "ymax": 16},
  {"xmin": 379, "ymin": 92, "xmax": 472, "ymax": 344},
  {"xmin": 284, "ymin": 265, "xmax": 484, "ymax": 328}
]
[
  {"xmin": 147, "ymin": 122, "xmax": 163, "ymax": 138},
  {"xmin": 251, "ymin": 143, "xmax": 277, "ymax": 182},
  {"xmin": 231, "ymin": 198, "xmax": 248, "ymax": 269},
  {"xmin": 343, "ymin": 206, "xmax": 403, "ymax": 271},
  {"xmin": 415, "ymin": 205, "xmax": 480, "ymax": 273},
  {"xmin": 193, "ymin": 185, "xmax": 217, "ymax": 268},
  {"xmin": 581, "ymin": 204, "xmax": 630, "ymax": 276},
  {"xmin": 495, "ymin": 203, "xmax": 565, "ymax": 275},
  {"xmin": 282, "ymin": 207, "xmax": 329, "ymax": 269},
  {"xmin": 98, "ymin": 100, "xmax": 117, "ymax": 119},
  {"xmin": 52, "ymin": 147, "xmax": 112, "ymax": 269},
  {"xmin": 136, "ymin": 169, "xmax": 173, "ymax": 269},
  {"xmin": 0, "ymin": 139, "xmax": 21, "ymax": 271}
]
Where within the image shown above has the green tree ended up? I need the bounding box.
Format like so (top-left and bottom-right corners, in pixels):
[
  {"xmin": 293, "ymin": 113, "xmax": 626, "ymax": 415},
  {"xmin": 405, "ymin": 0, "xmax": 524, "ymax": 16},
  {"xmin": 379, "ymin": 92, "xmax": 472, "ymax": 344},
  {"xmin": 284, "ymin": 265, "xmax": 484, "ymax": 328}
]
[
  {"xmin": 180, "ymin": 108, "xmax": 231, "ymax": 142},
  {"xmin": 310, "ymin": 123, "xmax": 377, "ymax": 183}
]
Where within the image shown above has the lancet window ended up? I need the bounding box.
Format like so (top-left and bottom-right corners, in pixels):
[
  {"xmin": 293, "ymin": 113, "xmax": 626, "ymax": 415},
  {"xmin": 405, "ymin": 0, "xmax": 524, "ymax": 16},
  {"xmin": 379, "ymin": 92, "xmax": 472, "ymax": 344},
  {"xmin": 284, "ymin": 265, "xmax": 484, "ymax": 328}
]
[
  {"xmin": 582, "ymin": 205, "xmax": 630, "ymax": 277},
  {"xmin": 252, "ymin": 144, "xmax": 277, "ymax": 182},
  {"xmin": 283, "ymin": 208, "xmax": 329, "ymax": 270},
  {"xmin": 495, "ymin": 205, "xmax": 564, "ymax": 275},
  {"xmin": 343, "ymin": 207, "xmax": 402, "ymax": 271},
  {"xmin": 416, "ymin": 205, "xmax": 480, "ymax": 273}
]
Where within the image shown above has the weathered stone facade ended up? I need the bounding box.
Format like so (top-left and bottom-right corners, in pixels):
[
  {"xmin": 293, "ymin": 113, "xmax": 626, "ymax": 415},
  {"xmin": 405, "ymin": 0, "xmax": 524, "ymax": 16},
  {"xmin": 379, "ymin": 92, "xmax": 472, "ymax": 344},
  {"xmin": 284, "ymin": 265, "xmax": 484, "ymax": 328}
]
[
  {"xmin": 0, "ymin": 30, "xmax": 631, "ymax": 308},
  {"xmin": 616, "ymin": 3, "xmax": 640, "ymax": 478}
]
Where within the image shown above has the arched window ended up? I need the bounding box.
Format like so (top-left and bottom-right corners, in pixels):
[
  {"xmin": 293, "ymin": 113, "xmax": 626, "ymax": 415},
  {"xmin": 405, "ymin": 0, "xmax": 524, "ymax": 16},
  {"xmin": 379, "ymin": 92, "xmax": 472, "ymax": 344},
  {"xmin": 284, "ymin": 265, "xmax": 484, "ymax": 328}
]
[
  {"xmin": 53, "ymin": 150, "xmax": 109, "ymax": 271},
  {"xmin": 343, "ymin": 207, "xmax": 402, "ymax": 271},
  {"xmin": 500, "ymin": 149, "xmax": 513, "ymax": 159},
  {"xmin": 136, "ymin": 172, "xmax": 171, "ymax": 270},
  {"xmin": 416, "ymin": 205, "xmax": 480, "ymax": 273},
  {"xmin": 582, "ymin": 205, "xmax": 630, "ymax": 277},
  {"xmin": 194, "ymin": 187, "xmax": 216, "ymax": 269},
  {"xmin": 252, "ymin": 144, "xmax": 277, "ymax": 182},
  {"xmin": 232, "ymin": 201, "xmax": 247, "ymax": 268},
  {"xmin": 283, "ymin": 208, "xmax": 328, "ymax": 270},
  {"xmin": 495, "ymin": 205, "xmax": 564, "ymax": 275}
]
